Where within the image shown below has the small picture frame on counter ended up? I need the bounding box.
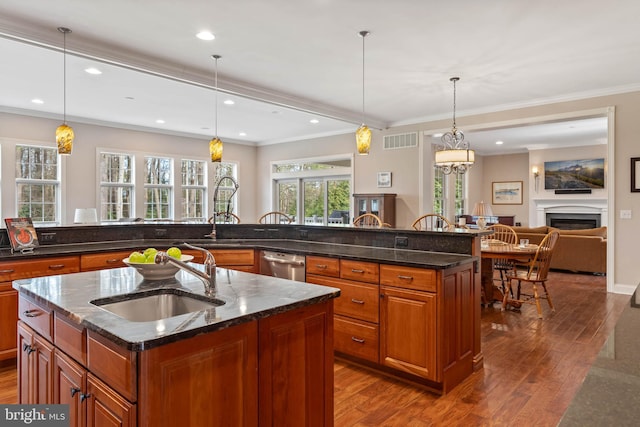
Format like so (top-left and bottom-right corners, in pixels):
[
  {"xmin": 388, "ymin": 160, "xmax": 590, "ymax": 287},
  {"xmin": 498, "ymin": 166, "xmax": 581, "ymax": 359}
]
[{"xmin": 4, "ymin": 217, "xmax": 39, "ymax": 253}]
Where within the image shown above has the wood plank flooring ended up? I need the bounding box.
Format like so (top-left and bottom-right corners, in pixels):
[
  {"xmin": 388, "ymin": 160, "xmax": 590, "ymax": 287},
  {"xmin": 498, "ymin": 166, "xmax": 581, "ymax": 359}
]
[{"xmin": 0, "ymin": 271, "xmax": 628, "ymax": 426}]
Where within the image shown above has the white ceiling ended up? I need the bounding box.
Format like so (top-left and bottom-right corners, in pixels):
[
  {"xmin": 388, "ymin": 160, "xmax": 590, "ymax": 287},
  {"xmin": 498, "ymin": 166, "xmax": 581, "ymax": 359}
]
[{"xmin": 1, "ymin": 0, "xmax": 635, "ymax": 154}]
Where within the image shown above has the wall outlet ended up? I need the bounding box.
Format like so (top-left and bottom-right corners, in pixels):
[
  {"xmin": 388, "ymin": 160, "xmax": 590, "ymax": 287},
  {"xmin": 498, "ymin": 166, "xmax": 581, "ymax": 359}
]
[
  {"xmin": 299, "ymin": 229, "xmax": 308, "ymax": 239},
  {"xmin": 395, "ymin": 236, "xmax": 409, "ymax": 248},
  {"xmin": 620, "ymin": 210, "xmax": 632, "ymax": 219},
  {"xmin": 41, "ymin": 232, "xmax": 56, "ymax": 243},
  {"xmin": 154, "ymin": 228, "xmax": 167, "ymax": 237}
]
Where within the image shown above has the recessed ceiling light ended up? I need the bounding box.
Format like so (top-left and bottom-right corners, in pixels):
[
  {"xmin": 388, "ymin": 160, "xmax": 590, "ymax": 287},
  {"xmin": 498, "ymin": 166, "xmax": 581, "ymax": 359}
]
[
  {"xmin": 31, "ymin": 98, "xmax": 44, "ymax": 104},
  {"xmin": 85, "ymin": 67, "xmax": 102, "ymax": 75},
  {"xmin": 224, "ymin": 99, "xmax": 235, "ymax": 105},
  {"xmin": 495, "ymin": 140, "xmax": 504, "ymax": 145},
  {"xmin": 239, "ymin": 132, "xmax": 247, "ymax": 136},
  {"xmin": 196, "ymin": 31, "xmax": 215, "ymax": 41},
  {"xmin": 125, "ymin": 96, "xmax": 135, "ymax": 100},
  {"xmin": 156, "ymin": 119, "xmax": 165, "ymax": 124},
  {"xmin": 310, "ymin": 119, "xmax": 319, "ymax": 124}
]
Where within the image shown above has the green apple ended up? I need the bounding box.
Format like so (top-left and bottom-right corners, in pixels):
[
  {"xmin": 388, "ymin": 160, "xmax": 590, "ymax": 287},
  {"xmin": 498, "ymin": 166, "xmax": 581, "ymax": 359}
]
[
  {"xmin": 143, "ymin": 247, "xmax": 158, "ymax": 263},
  {"xmin": 167, "ymin": 247, "xmax": 182, "ymax": 259},
  {"xmin": 128, "ymin": 251, "xmax": 145, "ymax": 263}
]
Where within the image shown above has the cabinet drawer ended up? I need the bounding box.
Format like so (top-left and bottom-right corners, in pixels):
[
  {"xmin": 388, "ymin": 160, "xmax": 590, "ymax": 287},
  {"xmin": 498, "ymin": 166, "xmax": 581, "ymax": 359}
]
[
  {"xmin": 18, "ymin": 295, "xmax": 52, "ymax": 342},
  {"xmin": 307, "ymin": 275, "xmax": 378, "ymax": 323},
  {"xmin": 87, "ymin": 331, "xmax": 137, "ymax": 402},
  {"xmin": 380, "ymin": 264, "xmax": 437, "ymax": 292},
  {"xmin": 0, "ymin": 256, "xmax": 80, "ymax": 282},
  {"xmin": 54, "ymin": 313, "xmax": 87, "ymax": 366},
  {"xmin": 80, "ymin": 251, "xmax": 131, "ymax": 271},
  {"xmin": 334, "ymin": 315, "xmax": 379, "ymax": 363},
  {"xmin": 209, "ymin": 249, "xmax": 255, "ymax": 266},
  {"xmin": 306, "ymin": 256, "xmax": 340, "ymax": 277},
  {"xmin": 340, "ymin": 260, "xmax": 379, "ymax": 284}
]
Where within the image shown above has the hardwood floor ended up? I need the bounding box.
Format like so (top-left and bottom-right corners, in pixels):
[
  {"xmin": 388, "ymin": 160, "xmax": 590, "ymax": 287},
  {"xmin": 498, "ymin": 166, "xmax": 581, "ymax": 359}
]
[
  {"xmin": 334, "ymin": 271, "xmax": 628, "ymax": 426},
  {"xmin": 1, "ymin": 271, "xmax": 628, "ymax": 426}
]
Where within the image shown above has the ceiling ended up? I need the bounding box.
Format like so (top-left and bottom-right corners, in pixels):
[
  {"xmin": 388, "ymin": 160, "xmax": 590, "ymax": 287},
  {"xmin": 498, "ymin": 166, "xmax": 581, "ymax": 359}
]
[{"xmin": 1, "ymin": 1, "xmax": 636, "ymax": 155}]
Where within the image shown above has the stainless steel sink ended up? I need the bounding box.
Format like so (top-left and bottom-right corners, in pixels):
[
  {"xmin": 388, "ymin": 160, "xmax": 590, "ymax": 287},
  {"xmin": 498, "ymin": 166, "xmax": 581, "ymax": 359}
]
[{"xmin": 91, "ymin": 289, "xmax": 224, "ymax": 322}]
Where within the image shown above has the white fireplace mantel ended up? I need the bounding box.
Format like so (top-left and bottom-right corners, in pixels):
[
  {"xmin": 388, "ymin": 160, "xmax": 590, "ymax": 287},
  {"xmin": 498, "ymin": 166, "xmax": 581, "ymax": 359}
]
[{"xmin": 532, "ymin": 198, "xmax": 608, "ymax": 227}]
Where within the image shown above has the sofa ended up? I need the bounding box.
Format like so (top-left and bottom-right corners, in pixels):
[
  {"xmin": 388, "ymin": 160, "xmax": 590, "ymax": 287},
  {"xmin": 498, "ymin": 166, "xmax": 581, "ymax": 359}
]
[{"xmin": 510, "ymin": 226, "xmax": 607, "ymax": 274}]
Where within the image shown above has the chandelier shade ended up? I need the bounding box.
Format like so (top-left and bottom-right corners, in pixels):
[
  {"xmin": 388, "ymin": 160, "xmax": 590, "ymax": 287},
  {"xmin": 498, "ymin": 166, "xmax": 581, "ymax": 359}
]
[
  {"xmin": 210, "ymin": 54, "xmax": 223, "ymax": 163},
  {"xmin": 434, "ymin": 77, "xmax": 474, "ymax": 174},
  {"xmin": 56, "ymin": 26, "xmax": 74, "ymax": 155},
  {"xmin": 355, "ymin": 30, "xmax": 371, "ymax": 155}
]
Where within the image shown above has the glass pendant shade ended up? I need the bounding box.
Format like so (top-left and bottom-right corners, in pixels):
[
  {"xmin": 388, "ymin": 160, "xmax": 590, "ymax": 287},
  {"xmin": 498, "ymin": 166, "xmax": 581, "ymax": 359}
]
[
  {"xmin": 356, "ymin": 124, "xmax": 371, "ymax": 155},
  {"xmin": 209, "ymin": 137, "xmax": 223, "ymax": 162},
  {"xmin": 56, "ymin": 123, "xmax": 74, "ymax": 155}
]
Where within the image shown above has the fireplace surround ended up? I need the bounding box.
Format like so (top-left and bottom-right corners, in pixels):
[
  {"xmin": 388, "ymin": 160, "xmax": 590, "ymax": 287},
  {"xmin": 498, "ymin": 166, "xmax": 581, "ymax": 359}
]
[{"xmin": 533, "ymin": 198, "xmax": 607, "ymax": 228}]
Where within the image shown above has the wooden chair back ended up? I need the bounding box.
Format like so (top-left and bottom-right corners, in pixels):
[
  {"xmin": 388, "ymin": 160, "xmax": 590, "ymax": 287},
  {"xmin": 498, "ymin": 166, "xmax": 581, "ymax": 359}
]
[
  {"xmin": 353, "ymin": 213, "xmax": 383, "ymax": 228},
  {"xmin": 258, "ymin": 211, "xmax": 293, "ymax": 224},
  {"xmin": 208, "ymin": 212, "xmax": 241, "ymax": 224},
  {"xmin": 486, "ymin": 224, "xmax": 518, "ymax": 244},
  {"xmin": 524, "ymin": 230, "xmax": 560, "ymax": 281},
  {"xmin": 412, "ymin": 214, "xmax": 452, "ymax": 231}
]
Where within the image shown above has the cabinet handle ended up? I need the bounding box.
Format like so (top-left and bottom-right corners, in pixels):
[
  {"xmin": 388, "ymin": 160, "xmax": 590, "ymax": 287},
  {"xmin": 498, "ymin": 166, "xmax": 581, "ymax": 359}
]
[
  {"xmin": 70, "ymin": 387, "xmax": 81, "ymax": 398},
  {"xmin": 48, "ymin": 264, "xmax": 66, "ymax": 270},
  {"xmin": 80, "ymin": 393, "xmax": 91, "ymax": 402},
  {"xmin": 351, "ymin": 269, "xmax": 364, "ymax": 273},
  {"xmin": 316, "ymin": 264, "xmax": 327, "ymax": 269},
  {"xmin": 22, "ymin": 343, "xmax": 31, "ymax": 352},
  {"xmin": 23, "ymin": 309, "xmax": 41, "ymax": 318},
  {"xmin": 105, "ymin": 259, "xmax": 119, "ymax": 264},
  {"xmin": 350, "ymin": 298, "xmax": 365, "ymax": 305},
  {"xmin": 351, "ymin": 337, "xmax": 365, "ymax": 344},
  {"xmin": 27, "ymin": 346, "xmax": 36, "ymax": 355},
  {"xmin": 397, "ymin": 275, "xmax": 414, "ymax": 281},
  {"xmin": 0, "ymin": 269, "xmax": 15, "ymax": 274}
]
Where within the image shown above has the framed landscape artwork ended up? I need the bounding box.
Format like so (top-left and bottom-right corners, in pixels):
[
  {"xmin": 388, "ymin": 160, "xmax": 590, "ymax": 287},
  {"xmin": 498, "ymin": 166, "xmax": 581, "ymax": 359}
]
[{"xmin": 492, "ymin": 181, "xmax": 523, "ymax": 205}]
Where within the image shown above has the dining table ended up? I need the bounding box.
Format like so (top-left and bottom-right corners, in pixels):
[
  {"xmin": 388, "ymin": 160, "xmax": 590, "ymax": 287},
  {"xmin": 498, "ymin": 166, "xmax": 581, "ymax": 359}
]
[{"xmin": 480, "ymin": 240, "xmax": 538, "ymax": 306}]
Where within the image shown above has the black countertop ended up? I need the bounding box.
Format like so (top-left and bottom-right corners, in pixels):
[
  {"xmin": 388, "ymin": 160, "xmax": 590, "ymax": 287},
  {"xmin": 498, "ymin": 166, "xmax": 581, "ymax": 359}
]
[
  {"xmin": 559, "ymin": 286, "xmax": 640, "ymax": 426},
  {"xmin": 1, "ymin": 238, "xmax": 476, "ymax": 270},
  {"xmin": 14, "ymin": 265, "xmax": 340, "ymax": 351}
]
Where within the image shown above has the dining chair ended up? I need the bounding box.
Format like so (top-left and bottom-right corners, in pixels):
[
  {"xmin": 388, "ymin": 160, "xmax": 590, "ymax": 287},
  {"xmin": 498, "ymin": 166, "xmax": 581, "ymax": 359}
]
[
  {"xmin": 486, "ymin": 224, "xmax": 519, "ymax": 291},
  {"xmin": 208, "ymin": 212, "xmax": 241, "ymax": 224},
  {"xmin": 353, "ymin": 213, "xmax": 383, "ymax": 228},
  {"xmin": 412, "ymin": 214, "xmax": 452, "ymax": 231},
  {"xmin": 502, "ymin": 230, "xmax": 560, "ymax": 318},
  {"xmin": 258, "ymin": 211, "xmax": 293, "ymax": 224}
]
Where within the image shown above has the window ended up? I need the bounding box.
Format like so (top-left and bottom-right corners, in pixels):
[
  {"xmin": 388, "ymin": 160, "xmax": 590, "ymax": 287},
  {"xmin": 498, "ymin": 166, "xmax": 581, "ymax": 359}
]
[
  {"xmin": 181, "ymin": 159, "xmax": 207, "ymax": 220},
  {"xmin": 15, "ymin": 145, "xmax": 60, "ymax": 224},
  {"xmin": 272, "ymin": 155, "xmax": 352, "ymax": 225},
  {"xmin": 212, "ymin": 162, "xmax": 238, "ymax": 215},
  {"xmin": 454, "ymin": 173, "xmax": 466, "ymax": 217},
  {"xmin": 99, "ymin": 152, "xmax": 134, "ymax": 221},
  {"xmin": 433, "ymin": 165, "xmax": 468, "ymax": 219},
  {"xmin": 433, "ymin": 166, "xmax": 445, "ymax": 216},
  {"xmin": 144, "ymin": 156, "xmax": 173, "ymax": 219}
]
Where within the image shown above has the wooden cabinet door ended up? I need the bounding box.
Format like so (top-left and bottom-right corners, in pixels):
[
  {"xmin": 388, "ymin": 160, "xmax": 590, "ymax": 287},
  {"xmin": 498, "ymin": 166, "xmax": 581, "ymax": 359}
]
[
  {"xmin": 17, "ymin": 322, "xmax": 54, "ymax": 404},
  {"xmin": 54, "ymin": 351, "xmax": 87, "ymax": 427},
  {"xmin": 0, "ymin": 282, "xmax": 18, "ymax": 361},
  {"xmin": 380, "ymin": 286, "xmax": 437, "ymax": 381},
  {"xmin": 86, "ymin": 373, "xmax": 136, "ymax": 427}
]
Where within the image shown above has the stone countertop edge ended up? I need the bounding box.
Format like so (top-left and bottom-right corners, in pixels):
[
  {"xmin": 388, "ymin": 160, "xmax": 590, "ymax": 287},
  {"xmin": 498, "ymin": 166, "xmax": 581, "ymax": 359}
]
[
  {"xmin": 14, "ymin": 266, "xmax": 341, "ymax": 352},
  {"xmin": 1, "ymin": 238, "xmax": 476, "ymax": 269}
]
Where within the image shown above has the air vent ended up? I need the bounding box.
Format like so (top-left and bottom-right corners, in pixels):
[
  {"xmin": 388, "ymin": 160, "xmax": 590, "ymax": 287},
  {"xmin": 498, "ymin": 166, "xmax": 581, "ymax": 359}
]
[{"xmin": 383, "ymin": 132, "xmax": 418, "ymax": 150}]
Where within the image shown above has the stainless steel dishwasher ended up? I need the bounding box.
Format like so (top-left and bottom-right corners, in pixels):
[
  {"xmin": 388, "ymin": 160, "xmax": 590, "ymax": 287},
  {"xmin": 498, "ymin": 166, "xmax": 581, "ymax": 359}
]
[{"xmin": 260, "ymin": 250, "xmax": 306, "ymax": 282}]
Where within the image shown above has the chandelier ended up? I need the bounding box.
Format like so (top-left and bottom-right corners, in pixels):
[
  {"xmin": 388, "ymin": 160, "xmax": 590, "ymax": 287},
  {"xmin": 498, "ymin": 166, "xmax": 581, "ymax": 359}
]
[
  {"xmin": 434, "ymin": 77, "xmax": 475, "ymax": 174},
  {"xmin": 209, "ymin": 54, "xmax": 223, "ymax": 162}
]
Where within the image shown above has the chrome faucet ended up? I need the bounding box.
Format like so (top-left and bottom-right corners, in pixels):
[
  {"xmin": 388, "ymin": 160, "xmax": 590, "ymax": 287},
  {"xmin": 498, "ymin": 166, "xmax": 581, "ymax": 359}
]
[
  {"xmin": 155, "ymin": 243, "xmax": 217, "ymax": 295},
  {"xmin": 207, "ymin": 175, "xmax": 239, "ymax": 240}
]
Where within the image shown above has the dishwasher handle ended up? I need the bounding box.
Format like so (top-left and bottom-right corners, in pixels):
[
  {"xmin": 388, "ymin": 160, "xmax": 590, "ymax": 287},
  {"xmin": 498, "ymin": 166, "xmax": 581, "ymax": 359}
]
[{"xmin": 263, "ymin": 255, "xmax": 305, "ymax": 266}]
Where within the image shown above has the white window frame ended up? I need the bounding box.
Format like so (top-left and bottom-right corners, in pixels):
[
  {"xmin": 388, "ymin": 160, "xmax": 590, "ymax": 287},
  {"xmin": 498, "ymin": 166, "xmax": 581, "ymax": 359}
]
[
  {"xmin": 144, "ymin": 155, "xmax": 174, "ymax": 220},
  {"xmin": 15, "ymin": 143, "xmax": 61, "ymax": 225},
  {"xmin": 98, "ymin": 151, "xmax": 135, "ymax": 221},
  {"xmin": 181, "ymin": 158, "xmax": 208, "ymax": 221}
]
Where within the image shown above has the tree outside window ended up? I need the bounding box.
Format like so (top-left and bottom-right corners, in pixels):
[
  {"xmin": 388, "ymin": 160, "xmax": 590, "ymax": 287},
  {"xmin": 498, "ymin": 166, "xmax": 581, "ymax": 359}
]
[
  {"xmin": 99, "ymin": 152, "xmax": 133, "ymax": 221},
  {"xmin": 16, "ymin": 145, "xmax": 59, "ymax": 223},
  {"xmin": 145, "ymin": 156, "xmax": 173, "ymax": 219}
]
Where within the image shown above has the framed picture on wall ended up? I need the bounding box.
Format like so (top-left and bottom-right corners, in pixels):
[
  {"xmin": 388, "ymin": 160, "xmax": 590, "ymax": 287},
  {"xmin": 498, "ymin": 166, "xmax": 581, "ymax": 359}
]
[
  {"xmin": 492, "ymin": 181, "xmax": 523, "ymax": 205},
  {"xmin": 631, "ymin": 157, "xmax": 640, "ymax": 192},
  {"xmin": 377, "ymin": 172, "xmax": 392, "ymax": 188}
]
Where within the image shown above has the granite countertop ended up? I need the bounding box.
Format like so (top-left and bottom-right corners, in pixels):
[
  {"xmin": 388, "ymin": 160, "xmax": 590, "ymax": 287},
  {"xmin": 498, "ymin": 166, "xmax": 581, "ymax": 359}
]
[
  {"xmin": 14, "ymin": 265, "xmax": 340, "ymax": 351},
  {"xmin": 559, "ymin": 286, "xmax": 640, "ymax": 425},
  {"xmin": 1, "ymin": 238, "xmax": 476, "ymax": 270}
]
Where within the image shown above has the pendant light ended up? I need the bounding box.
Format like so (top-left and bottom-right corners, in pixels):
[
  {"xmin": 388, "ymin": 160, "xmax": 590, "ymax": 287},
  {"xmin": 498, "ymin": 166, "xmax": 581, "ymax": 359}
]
[
  {"xmin": 209, "ymin": 54, "xmax": 223, "ymax": 162},
  {"xmin": 56, "ymin": 27, "xmax": 74, "ymax": 155},
  {"xmin": 355, "ymin": 30, "xmax": 371, "ymax": 155},
  {"xmin": 434, "ymin": 77, "xmax": 475, "ymax": 174}
]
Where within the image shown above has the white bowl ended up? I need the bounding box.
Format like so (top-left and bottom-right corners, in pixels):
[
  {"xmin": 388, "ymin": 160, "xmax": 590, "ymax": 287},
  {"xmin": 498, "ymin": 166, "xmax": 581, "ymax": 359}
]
[{"xmin": 123, "ymin": 254, "xmax": 194, "ymax": 280}]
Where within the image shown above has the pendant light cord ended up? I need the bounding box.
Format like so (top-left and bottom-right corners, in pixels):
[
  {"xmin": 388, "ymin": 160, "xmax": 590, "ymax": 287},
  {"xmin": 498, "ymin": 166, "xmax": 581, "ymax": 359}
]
[
  {"xmin": 359, "ymin": 31, "xmax": 369, "ymax": 126},
  {"xmin": 214, "ymin": 56, "xmax": 219, "ymax": 139}
]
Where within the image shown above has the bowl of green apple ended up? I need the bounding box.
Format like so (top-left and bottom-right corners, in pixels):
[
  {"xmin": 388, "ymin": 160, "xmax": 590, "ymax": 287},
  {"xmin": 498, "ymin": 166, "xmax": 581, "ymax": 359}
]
[{"xmin": 123, "ymin": 247, "xmax": 194, "ymax": 280}]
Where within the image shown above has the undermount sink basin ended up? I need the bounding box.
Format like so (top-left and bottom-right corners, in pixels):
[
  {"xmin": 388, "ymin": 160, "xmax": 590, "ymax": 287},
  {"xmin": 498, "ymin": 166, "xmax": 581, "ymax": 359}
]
[{"xmin": 91, "ymin": 288, "xmax": 224, "ymax": 322}]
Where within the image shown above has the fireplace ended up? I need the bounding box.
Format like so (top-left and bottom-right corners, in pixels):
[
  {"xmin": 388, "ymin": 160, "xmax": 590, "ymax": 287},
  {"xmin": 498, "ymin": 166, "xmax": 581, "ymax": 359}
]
[{"xmin": 546, "ymin": 213, "xmax": 600, "ymax": 230}]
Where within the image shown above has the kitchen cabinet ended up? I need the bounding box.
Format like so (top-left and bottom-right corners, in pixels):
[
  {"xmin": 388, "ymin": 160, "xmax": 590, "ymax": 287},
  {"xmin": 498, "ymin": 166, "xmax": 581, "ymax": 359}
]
[
  {"xmin": 0, "ymin": 282, "xmax": 17, "ymax": 360},
  {"xmin": 353, "ymin": 193, "xmax": 396, "ymax": 227},
  {"xmin": 80, "ymin": 251, "xmax": 131, "ymax": 271},
  {"xmin": 18, "ymin": 322, "xmax": 54, "ymax": 404},
  {"xmin": 209, "ymin": 248, "xmax": 257, "ymax": 273}
]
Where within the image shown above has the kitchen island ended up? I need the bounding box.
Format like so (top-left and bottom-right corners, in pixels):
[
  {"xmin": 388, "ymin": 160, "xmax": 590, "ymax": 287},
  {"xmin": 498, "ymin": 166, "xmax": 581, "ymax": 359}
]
[{"xmin": 14, "ymin": 265, "xmax": 340, "ymax": 426}]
